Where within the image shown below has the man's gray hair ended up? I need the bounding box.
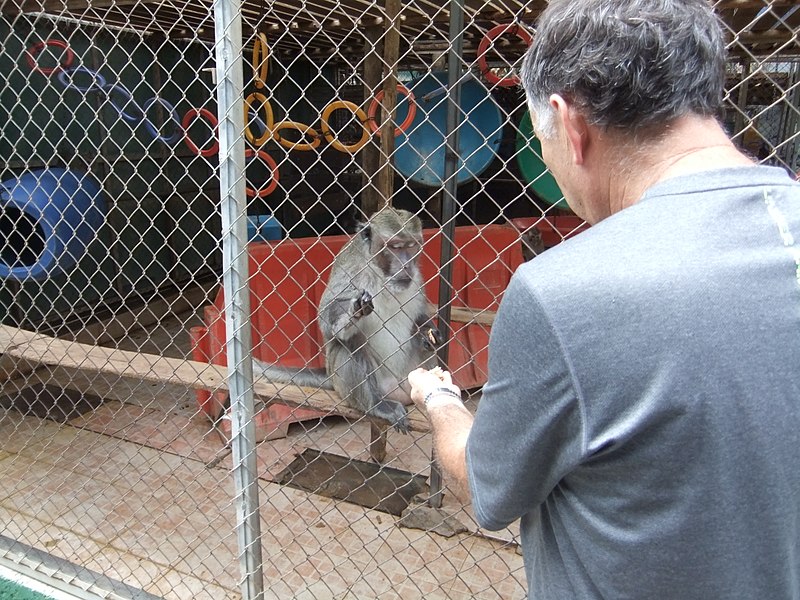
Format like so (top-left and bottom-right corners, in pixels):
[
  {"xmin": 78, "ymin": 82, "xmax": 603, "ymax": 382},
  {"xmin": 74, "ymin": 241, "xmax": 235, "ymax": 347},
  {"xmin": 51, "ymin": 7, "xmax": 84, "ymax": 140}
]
[{"xmin": 521, "ymin": 0, "xmax": 726, "ymax": 138}]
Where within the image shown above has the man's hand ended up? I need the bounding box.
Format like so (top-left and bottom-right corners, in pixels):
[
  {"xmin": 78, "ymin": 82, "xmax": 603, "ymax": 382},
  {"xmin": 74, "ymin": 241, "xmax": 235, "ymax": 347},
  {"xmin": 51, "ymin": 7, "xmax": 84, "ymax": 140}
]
[{"xmin": 408, "ymin": 366, "xmax": 461, "ymax": 411}]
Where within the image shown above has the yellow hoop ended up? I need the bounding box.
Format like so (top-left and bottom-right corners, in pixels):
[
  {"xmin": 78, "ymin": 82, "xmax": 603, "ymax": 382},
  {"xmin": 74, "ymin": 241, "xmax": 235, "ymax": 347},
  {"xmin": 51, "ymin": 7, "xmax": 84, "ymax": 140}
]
[
  {"xmin": 244, "ymin": 92, "xmax": 274, "ymax": 146},
  {"xmin": 320, "ymin": 100, "xmax": 370, "ymax": 153},
  {"xmin": 273, "ymin": 121, "xmax": 321, "ymax": 151},
  {"xmin": 252, "ymin": 33, "xmax": 269, "ymax": 89}
]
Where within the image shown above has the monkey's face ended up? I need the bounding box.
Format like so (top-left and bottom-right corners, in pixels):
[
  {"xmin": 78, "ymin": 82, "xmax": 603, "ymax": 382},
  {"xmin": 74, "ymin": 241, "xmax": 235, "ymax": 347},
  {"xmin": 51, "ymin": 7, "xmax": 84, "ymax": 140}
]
[{"xmin": 374, "ymin": 235, "xmax": 422, "ymax": 291}]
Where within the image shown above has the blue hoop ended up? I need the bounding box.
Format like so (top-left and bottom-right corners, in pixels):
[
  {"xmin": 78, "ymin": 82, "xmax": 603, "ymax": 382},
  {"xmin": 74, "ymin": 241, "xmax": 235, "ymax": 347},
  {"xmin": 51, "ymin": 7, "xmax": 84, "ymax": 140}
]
[
  {"xmin": 56, "ymin": 65, "xmax": 107, "ymax": 93},
  {"xmin": 102, "ymin": 82, "xmax": 144, "ymax": 123},
  {"xmin": 143, "ymin": 97, "xmax": 183, "ymax": 145}
]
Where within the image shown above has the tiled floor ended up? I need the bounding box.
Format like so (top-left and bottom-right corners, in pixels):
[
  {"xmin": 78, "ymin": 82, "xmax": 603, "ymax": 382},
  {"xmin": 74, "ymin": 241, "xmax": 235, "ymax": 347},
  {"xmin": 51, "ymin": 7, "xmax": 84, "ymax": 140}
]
[{"xmin": 0, "ymin": 312, "xmax": 526, "ymax": 599}]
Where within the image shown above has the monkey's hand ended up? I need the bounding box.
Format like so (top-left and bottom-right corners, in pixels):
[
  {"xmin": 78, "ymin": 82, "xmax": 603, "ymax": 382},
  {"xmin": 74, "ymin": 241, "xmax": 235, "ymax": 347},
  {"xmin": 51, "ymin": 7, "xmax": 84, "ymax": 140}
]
[
  {"xmin": 419, "ymin": 324, "xmax": 443, "ymax": 351},
  {"xmin": 352, "ymin": 290, "xmax": 374, "ymax": 319}
]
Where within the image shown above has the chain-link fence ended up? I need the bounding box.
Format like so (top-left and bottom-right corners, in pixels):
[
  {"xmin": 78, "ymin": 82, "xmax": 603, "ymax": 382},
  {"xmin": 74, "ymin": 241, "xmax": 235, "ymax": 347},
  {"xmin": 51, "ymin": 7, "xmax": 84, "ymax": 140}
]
[{"xmin": 0, "ymin": 0, "xmax": 797, "ymax": 598}]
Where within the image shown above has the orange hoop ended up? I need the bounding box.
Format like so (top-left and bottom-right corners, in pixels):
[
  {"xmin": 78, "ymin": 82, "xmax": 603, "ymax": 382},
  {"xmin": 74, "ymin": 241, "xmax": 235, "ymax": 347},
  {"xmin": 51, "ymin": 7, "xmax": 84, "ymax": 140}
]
[
  {"xmin": 477, "ymin": 23, "xmax": 533, "ymax": 88},
  {"xmin": 320, "ymin": 101, "xmax": 370, "ymax": 153},
  {"xmin": 245, "ymin": 149, "xmax": 279, "ymax": 197},
  {"xmin": 25, "ymin": 40, "xmax": 74, "ymax": 76},
  {"xmin": 182, "ymin": 108, "xmax": 219, "ymax": 157},
  {"xmin": 367, "ymin": 84, "xmax": 417, "ymax": 137},
  {"xmin": 252, "ymin": 33, "xmax": 269, "ymax": 89},
  {"xmin": 245, "ymin": 92, "xmax": 274, "ymax": 146},
  {"xmin": 273, "ymin": 121, "xmax": 321, "ymax": 151}
]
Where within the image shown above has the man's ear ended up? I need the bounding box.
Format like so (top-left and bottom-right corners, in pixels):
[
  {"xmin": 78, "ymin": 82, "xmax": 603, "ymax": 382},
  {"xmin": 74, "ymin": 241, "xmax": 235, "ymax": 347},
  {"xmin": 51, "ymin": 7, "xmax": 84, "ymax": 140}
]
[{"xmin": 550, "ymin": 94, "xmax": 589, "ymax": 165}]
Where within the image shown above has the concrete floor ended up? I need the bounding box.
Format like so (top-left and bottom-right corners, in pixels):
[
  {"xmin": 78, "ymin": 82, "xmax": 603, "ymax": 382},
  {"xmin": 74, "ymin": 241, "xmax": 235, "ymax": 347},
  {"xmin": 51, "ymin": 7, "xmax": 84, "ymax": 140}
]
[{"xmin": 0, "ymin": 312, "xmax": 526, "ymax": 599}]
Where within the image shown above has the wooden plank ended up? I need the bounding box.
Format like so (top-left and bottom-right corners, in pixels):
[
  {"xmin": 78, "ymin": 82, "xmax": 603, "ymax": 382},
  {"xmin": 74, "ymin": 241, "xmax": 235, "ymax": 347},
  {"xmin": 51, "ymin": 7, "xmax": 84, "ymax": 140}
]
[
  {"xmin": 0, "ymin": 281, "xmax": 215, "ymax": 385},
  {"xmin": 450, "ymin": 306, "xmax": 496, "ymax": 326},
  {"xmin": 0, "ymin": 324, "xmax": 431, "ymax": 433}
]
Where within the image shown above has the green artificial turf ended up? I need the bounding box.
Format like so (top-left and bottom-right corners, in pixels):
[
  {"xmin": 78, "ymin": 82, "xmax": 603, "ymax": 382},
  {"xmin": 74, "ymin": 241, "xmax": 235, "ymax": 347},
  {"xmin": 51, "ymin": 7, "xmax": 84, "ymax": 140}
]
[{"xmin": 0, "ymin": 576, "xmax": 55, "ymax": 599}]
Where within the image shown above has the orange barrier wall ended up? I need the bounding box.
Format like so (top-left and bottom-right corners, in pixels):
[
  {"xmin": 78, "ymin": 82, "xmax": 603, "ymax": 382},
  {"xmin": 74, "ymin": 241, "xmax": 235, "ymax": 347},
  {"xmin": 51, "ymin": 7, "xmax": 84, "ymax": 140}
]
[
  {"xmin": 190, "ymin": 224, "xmax": 525, "ymax": 422},
  {"xmin": 509, "ymin": 215, "xmax": 590, "ymax": 247}
]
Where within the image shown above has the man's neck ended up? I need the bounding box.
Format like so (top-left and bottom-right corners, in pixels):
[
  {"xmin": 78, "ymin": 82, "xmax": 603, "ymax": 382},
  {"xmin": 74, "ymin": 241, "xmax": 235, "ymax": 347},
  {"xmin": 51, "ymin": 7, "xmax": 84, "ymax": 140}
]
[{"xmin": 605, "ymin": 115, "xmax": 755, "ymax": 215}]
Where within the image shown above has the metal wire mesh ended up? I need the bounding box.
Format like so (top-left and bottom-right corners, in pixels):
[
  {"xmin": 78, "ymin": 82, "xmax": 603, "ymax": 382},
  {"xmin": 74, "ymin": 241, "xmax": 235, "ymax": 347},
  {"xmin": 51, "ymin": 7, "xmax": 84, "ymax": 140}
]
[{"xmin": 0, "ymin": 0, "xmax": 797, "ymax": 598}]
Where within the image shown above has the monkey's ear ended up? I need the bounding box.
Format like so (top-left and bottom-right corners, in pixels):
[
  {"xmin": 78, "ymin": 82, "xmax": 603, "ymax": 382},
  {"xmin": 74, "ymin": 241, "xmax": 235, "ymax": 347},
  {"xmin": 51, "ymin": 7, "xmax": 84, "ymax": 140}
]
[{"xmin": 360, "ymin": 223, "xmax": 371, "ymax": 242}]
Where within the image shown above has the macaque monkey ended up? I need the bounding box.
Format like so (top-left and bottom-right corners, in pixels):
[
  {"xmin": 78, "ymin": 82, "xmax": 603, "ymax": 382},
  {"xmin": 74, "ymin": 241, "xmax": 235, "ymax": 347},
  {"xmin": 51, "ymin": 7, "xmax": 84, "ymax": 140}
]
[
  {"xmin": 520, "ymin": 225, "xmax": 544, "ymax": 261},
  {"xmin": 254, "ymin": 207, "xmax": 441, "ymax": 432}
]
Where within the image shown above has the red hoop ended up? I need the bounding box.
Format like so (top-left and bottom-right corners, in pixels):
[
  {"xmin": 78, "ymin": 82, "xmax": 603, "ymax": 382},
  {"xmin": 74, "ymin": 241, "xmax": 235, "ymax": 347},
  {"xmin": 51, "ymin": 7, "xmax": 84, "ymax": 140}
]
[
  {"xmin": 477, "ymin": 24, "xmax": 533, "ymax": 88},
  {"xmin": 245, "ymin": 149, "xmax": 279, "ymax": 197},
  {"xmin": 25, "ymin": 40, "xmax": 75, "ymax": 76},
  {"xmin": 182, "ymin": 108, "xmax": 219, "ymax": 157},
  {"xmin": 367, "ymin": 84, "xmax": 417, "ymax": 137}
]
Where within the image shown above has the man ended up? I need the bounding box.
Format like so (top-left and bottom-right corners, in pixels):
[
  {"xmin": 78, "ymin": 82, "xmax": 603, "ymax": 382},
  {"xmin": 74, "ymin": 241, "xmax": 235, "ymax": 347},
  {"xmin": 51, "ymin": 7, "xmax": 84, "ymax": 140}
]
[{"xmin": 408, "ymin": 0, "xmax": 800, "ymax": 598}]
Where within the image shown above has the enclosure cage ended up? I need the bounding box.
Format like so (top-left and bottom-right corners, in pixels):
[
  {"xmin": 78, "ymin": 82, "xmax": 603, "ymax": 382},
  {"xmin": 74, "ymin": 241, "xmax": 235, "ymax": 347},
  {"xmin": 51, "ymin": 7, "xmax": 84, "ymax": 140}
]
[{"xmin": 0, "ymin": 0, "xmax": 798, "ymax": 598}]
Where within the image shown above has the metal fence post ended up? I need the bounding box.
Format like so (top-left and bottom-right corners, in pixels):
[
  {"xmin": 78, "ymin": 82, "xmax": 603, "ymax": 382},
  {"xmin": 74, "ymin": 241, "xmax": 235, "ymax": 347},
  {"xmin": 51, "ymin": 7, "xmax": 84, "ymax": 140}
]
[
  {"xmin": 213, "ymin": 0, "xmax": 265, "ymax": 596},
  {"xmin": 430, "ymin": 0, "xmax": 465, "ymax": 509}
]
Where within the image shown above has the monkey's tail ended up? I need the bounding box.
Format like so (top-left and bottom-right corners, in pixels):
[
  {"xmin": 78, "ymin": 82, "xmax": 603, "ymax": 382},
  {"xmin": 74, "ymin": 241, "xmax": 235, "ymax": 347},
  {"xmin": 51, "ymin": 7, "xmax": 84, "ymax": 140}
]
[{"xmin": 253, "ymin": 359, "xmax": 334, "ymax": 390}]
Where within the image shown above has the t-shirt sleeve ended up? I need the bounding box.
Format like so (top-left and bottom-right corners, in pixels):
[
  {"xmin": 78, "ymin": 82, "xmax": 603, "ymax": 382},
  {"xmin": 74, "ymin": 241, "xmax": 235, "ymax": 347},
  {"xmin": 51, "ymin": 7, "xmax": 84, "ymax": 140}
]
[{"xmin": 466, "ymin": 271, "xmax": 586, "ymax": 531}]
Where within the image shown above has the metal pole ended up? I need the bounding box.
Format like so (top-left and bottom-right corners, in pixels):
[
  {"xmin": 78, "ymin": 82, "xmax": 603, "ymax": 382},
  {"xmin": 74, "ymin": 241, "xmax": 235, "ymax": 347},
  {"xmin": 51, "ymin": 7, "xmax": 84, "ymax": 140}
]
[
  {"xmin": 430, "ymin": 0, "xmax": 464, "ymax": 509},
  {"xmin": 213, "ymin": 0, "xmax": 264, "ymax": 597}
]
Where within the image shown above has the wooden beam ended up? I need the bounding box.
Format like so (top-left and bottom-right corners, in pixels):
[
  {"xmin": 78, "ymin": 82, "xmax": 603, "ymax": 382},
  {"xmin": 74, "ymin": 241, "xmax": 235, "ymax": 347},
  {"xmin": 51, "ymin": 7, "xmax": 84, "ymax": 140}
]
[
  {"xmin": 0, "ymin": 281, "xmax": 215, "ymax": 384},
  {"xmin": 716, "ymin": 0, "xmax": 797, "ymax": 9},
  {"xmin": 361, "ymin": 26, "xmax": 383, "ymax": 217},
  {"xmin": 450, "ymin": 306, "xmax": 496, "ymax": 326},
  {"xmin": 0, "ymin": 324, "xmax": 431, "ymax": 433},
  {"xmin": 4, "ymin": 0, "xmax": 141, "ymax": 13},
  {"xmin": 735, "ymin": 30, "xmax": 798, "ymax": 45},
  {"xmin": 377, "ymin": 0, "xmax": 401, "ymax": 207}
]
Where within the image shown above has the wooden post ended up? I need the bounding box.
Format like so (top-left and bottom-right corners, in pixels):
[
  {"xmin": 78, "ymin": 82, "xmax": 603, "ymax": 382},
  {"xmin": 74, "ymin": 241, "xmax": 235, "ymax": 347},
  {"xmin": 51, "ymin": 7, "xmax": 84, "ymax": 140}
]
[
  {"xmin": 377, "ymin": 0, "xmax": 401, "ymax": 208},
  {"xmin": 366, "ymin": 0, "xmax": 402, "ymax": 459},
  {"xmin": 361, "ymin": 27, "xmax": 383, "ymax": 217},
  {"xmin": 369, "ymin": 422, "xmax": 388, "ymax": 463}
]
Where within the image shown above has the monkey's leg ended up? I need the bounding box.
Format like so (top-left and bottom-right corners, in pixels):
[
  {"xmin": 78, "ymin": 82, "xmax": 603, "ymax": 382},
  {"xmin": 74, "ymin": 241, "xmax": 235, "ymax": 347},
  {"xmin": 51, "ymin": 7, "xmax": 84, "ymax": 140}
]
[
  {"xmin": 376, "ymin": 373, "xmax": 416, "ymax": 407},
  {"xmin": 329, "ymin": 343, "xmax": 409, "ymax": 434}
]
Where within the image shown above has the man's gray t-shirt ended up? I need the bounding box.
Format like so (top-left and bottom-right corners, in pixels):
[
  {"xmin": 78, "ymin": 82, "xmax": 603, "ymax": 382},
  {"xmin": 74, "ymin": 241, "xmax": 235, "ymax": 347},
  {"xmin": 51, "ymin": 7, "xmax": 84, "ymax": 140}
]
[{"xmin": 467, "ymin": 166, "xmax": 800, "ymax": 599}]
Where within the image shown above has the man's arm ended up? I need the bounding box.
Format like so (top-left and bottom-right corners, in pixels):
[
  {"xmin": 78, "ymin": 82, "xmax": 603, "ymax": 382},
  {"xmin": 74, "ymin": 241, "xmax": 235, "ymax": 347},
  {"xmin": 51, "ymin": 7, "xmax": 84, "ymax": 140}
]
[
  {"xmin": 409, "ymin": 272, "xmax": 584, "ymax": 530},
  {"xmin": 408, "ymin": 367, "xmax": 473, "ymax": 500}
]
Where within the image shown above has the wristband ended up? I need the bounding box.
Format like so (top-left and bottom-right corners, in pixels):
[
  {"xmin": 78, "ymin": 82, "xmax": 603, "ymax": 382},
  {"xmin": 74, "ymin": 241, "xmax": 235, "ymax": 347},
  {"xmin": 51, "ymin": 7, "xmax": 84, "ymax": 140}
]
[{"xmin": 424, "ymin": 386, "xmax": 464, "ymax": 410}]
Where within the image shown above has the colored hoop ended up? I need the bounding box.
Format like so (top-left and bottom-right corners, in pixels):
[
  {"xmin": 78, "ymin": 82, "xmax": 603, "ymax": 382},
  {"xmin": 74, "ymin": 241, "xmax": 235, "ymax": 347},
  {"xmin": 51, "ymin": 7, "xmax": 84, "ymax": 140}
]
[
  {"xmin": 252, "ymin": 33, "xmax": 269, "ymax": 90},
  {"xmin": 245, "ymin": 92, "xmax": 275, "ymax": 146},
  {"xmin": 367, "ymin": 84, "xmax": 417, "ymax": 137},
  {"xmin": 273, "ymin": 121, "xmax": 321, "ymax": 151},
  {"xmin": 102, "ymin": 82, "xmax": 145, "ymax": 123},
  {"xmin": 477, "ymin": 23, "xmax": 533, "ymax": 88},
  {"xmin": 320, "ymin": 100, "xmax": 370, "ymax": 153},
  {"xmin": 143, "ymin": 97, "xmax": 184, "ymax": 145},
  {"xmin": 56, "ymin": 65, "xmax": 107, "ymax": 94},
  {"xmin": 182, "ymin": 108, "xmax": 219, "ymax": 157},
  {"xmin": 25, "ymin": 40, "xmax": 74, "ymax": 76},
  {"xmin": 245, "ymin": 149, "xmax": 280, "ymax": 197}
]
